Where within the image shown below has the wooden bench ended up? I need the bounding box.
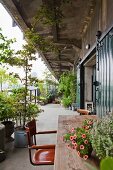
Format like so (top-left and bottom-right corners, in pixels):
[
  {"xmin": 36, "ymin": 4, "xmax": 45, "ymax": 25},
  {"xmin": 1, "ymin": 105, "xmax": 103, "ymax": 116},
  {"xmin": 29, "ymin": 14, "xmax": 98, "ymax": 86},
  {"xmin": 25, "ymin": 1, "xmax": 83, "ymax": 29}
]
[
  {"xmin": 77, "ymin": 109, "xmax": 90, "ymax": 115},
  {"xmin": 54, "ymin": 115, "xmax": 99, "ymax": 170}
]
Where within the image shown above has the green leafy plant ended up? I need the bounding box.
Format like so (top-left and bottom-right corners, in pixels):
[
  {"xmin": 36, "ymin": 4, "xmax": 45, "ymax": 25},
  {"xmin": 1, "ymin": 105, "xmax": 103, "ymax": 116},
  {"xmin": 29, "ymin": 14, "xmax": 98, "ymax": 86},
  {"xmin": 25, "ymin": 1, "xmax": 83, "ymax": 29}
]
[
  {"xmin": 100, "ymin": 157, "xmax": 113, "ymax": 170},
  {"xmin": 0, "ymin": 67, "xmax": 18, "ymax": 91},
  {"xmin": 0, "ymin": 92, "xmax": 17, "ymax": 121},
  {"xmin": 90, "ymin": 114, "xmax": 113, "ymax": 160},
  {"xmin": 62, "ymin": 96, "xmax": 72, "ymax": 107},
  {"xmin": 58, "ymin": 71, "xmax": 77, "ymax": 107},
  {"xmin": 63, "ymin": 119, "xmax": 93, "ymax": 160}
]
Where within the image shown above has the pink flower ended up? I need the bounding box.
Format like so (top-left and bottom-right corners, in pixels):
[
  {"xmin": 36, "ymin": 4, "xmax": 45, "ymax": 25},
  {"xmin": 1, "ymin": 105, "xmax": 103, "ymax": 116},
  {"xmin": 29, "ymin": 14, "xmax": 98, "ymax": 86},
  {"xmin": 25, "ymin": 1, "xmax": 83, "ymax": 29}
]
[
  {"xmin": 73, "ymin": 143, "xmax": 77, "ymax": 149},
  {"xmin": 88, "ymin": 121, "xmax": 93, "ymax": 125},
  {"xmin": 73, "ymin": 134, "xmax": 77, "ymax": 139},
  {"xmin": 71, "ymin": 128, "xmax": 75, "ymax": 132},
  {"xmin": 77, "ymin": 151, "xmax": 80, "ymax": 156},
  {"xmin": 83, "ymin": 126, "xmax": 86, "ymax": 129},
  {"xmin": 72, "ymin": 140, "xmax": 76, "ymax": 145},
  {"xmin": 82, "ymin": 134, "xmax": 86, "ymax": 138},
  {"xmin": 70, "ymin": 136, "xmax": 74, "ymax": 141},
  {"xmin": 84, "ymin": 140, "xmax": 88, "ymax": 144},
  {"xmin": 72, "ymin": 141, "xmax": 77, "ymax": 148},
  {"xmin": 83, "ymin": 155, "xmax": 88, "ymax": 160},
  {"xmin": 67, "ymin": 144, "xmax": 70, "ymax": 149},
  {"xmin": 80, "ymin": 145, "xmax": 85, "ymax": 150},
  {"xmin": 85, "ymin": 126, "xmax": 89, "ymax": 130}
]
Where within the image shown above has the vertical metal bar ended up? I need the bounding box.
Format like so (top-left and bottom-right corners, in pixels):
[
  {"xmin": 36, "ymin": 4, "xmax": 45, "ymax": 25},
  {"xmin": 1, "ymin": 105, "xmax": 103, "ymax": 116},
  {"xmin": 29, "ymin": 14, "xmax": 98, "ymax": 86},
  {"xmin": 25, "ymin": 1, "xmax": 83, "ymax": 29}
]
[
  {"xmin": 30, "ymin": 90, "xmax": 32, "ymax": 102},
  {"xmin": 35, "ymin": 89, "xmax": 36, "ymax": 104}
]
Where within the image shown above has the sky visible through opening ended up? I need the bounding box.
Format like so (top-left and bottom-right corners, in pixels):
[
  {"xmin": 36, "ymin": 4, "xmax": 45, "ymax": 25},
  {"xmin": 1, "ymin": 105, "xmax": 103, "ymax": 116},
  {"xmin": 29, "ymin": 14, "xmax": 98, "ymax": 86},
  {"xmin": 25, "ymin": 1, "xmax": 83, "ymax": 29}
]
[{"xmin": 0, "ymin": 3, "xmax": 48, "ymax": 81}]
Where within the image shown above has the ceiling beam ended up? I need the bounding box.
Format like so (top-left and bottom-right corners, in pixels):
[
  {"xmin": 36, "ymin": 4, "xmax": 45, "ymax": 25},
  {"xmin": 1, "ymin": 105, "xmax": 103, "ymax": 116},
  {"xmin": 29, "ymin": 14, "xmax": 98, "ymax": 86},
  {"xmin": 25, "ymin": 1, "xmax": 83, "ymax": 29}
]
[
  {"xmin": 55, "ymin": 38, "xmax": 82, "ymax": 49},
  {"xmin": 52, "ymin": 65, "xmax": 70, "ymax": 69},
  {"xmin": 49, "ymin": 59, "xmax": 74, "ymax": 66}
]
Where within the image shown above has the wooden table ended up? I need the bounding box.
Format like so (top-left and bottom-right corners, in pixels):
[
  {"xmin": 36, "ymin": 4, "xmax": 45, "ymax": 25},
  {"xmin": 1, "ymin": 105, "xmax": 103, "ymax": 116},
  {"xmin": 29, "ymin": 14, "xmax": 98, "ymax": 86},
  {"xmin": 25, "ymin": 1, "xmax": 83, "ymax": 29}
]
[{"xmin": 54, "ymin": 115, "xmax": 98, "ymax": 170}]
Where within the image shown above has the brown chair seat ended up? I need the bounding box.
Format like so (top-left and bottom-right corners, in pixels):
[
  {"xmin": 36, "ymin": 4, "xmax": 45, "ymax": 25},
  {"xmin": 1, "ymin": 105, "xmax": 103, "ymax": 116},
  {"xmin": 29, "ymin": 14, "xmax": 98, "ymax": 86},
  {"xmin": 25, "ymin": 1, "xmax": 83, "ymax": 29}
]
[
  {"xmin": 25, "ymin": 119, "xmax": 57, "ymax": 166},
  {"xmin": 33, "ymin": 148, "xmax": 55, "ymax": 165}
]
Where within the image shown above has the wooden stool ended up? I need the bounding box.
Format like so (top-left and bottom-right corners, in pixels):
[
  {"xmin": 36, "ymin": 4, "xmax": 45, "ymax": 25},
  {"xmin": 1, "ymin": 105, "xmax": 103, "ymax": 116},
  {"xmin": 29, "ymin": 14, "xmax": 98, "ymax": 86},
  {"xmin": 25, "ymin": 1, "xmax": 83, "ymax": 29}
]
[{"xmin": 77, "ymin": 109, "xmax": 90, "ymax": 115}]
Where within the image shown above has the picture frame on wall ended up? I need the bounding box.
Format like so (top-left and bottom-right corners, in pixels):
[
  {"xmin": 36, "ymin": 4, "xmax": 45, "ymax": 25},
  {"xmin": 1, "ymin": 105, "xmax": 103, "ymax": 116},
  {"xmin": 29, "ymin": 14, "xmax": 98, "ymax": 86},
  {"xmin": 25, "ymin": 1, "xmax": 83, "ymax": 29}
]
[{"xmin": 85, "ymin": 102, "xmax": 93, "ymax": 113}]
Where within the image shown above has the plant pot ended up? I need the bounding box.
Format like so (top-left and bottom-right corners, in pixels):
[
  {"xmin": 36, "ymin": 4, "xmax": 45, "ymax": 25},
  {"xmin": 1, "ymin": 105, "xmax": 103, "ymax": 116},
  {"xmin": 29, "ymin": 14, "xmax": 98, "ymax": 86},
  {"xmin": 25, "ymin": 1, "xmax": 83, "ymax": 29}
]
[
  {"xmin": 14, "ymin": 127, "xmax": 28, "ymax": 148},
  {"xmin": 0, "ymin": 124, "xmax": 5, "ymax": 150},
  {"xmin": 14, "ymin": 127, "xmax": 33, "ymax": 148},
  {"xmin": 2, "ymin": 121, "xmax": 15, "ymax": 142},
  {"xmin": 0, "ymin": 150, "xmax": 6, "ymax": 162}
]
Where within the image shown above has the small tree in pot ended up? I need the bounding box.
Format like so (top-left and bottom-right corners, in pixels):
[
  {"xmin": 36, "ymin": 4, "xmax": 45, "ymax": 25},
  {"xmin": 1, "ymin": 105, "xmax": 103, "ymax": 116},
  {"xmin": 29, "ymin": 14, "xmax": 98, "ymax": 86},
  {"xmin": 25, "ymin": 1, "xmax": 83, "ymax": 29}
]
[{"xmin": 13, "ymin": 40, "xmax": 42, "ymax": 147}]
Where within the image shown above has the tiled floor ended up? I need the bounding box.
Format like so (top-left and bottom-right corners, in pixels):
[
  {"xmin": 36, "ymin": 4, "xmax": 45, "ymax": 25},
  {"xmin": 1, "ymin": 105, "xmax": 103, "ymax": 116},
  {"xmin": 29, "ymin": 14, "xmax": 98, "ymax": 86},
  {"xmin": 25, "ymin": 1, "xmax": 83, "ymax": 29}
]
[{"xmin": 0, "ymin": 104, "xmax": 78, "ymax": 170}]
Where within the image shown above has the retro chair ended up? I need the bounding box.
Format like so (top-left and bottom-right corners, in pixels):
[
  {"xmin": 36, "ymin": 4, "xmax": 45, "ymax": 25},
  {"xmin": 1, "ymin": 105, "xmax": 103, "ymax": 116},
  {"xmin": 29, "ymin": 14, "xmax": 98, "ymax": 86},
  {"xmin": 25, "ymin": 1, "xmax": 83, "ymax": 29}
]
[{"xmin": 25, "ymin": 119, "xmax": 57, "ymax": 166}]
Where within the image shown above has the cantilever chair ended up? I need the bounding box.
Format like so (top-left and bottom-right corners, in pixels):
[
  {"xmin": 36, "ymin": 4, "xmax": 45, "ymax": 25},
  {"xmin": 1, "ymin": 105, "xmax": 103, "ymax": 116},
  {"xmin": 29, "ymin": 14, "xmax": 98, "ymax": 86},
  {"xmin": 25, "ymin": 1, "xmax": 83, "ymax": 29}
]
[{"xmin": 25, "ymin": 119, "xmax": 57, "ymax": 166}]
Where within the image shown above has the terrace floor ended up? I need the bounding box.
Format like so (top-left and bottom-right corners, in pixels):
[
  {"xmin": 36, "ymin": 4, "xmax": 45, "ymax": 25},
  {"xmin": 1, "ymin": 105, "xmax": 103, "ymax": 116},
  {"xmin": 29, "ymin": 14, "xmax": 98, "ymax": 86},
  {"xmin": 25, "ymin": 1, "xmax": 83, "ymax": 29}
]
[{"xmin": 1, "ymin": 104, "xmax": 78, "ymax": 170}]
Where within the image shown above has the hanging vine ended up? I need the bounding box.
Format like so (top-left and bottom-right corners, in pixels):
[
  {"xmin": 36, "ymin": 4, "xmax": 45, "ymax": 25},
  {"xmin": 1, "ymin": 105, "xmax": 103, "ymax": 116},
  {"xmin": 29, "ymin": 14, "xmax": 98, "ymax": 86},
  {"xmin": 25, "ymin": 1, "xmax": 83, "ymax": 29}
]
[
  {"xmin": 24, "ymin": 0, "xmax": 72, "ymax": 54},
  {"xmin": 25, "ymin": 28, "xmax": 58, "ymax": 53},
  {"xmin": 32, "ymin": 0, "xmax": 72, "ymax": 27}
]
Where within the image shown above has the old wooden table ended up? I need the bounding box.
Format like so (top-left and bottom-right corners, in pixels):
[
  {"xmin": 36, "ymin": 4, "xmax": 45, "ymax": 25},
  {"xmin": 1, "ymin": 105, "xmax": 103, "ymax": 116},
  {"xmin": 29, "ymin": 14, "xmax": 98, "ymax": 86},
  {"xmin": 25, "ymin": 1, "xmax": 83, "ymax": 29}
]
[{"xmin": 54, "ymin": 115, "xmax": 98, "ymax": 170}]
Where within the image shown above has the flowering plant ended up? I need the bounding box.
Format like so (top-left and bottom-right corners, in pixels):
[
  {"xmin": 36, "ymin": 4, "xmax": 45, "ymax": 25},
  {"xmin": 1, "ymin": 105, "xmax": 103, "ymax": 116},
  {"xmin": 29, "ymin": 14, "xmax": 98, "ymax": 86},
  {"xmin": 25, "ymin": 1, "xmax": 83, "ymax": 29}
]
[{"xmin": 63, "ymin": 119, "xmax": 93, "ymax": 160}]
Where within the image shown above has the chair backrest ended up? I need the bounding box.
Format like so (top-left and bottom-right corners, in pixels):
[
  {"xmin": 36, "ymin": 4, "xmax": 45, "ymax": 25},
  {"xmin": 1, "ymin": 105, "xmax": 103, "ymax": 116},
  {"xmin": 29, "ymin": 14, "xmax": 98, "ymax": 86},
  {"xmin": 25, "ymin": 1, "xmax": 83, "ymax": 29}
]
[{"xmin": 25, "ymin": 119, "xmax": 36, "ymax": 146}]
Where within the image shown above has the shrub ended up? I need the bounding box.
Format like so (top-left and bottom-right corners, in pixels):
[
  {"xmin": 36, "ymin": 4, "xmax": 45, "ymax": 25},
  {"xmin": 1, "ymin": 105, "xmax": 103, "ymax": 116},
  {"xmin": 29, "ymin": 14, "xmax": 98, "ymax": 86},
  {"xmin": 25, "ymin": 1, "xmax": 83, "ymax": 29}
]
[{"xmin": 90, "ymin": 114, "xmax": 113, "ymax": 159}]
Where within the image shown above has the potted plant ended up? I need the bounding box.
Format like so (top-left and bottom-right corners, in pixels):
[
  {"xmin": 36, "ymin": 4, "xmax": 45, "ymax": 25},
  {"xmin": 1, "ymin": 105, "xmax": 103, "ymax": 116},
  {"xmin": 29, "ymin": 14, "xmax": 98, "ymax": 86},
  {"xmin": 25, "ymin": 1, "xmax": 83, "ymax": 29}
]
[
  {"xmin": 0, "ymin": 92, "xmax": 16, "ymax": 141},
  {"xmin": 90, "ymin": 114, "xmax": 113, "ymax": 160},
  {"xmin": 11, "ymin": 87, "xmax": 41, "ymax": 147},
  {"xmin": 12, "ymin": 39, "xmax": 42, "ymax": 147},
  {"xmin": 63, "ymin": 119, "xmax": 93, "ymax": 160}
]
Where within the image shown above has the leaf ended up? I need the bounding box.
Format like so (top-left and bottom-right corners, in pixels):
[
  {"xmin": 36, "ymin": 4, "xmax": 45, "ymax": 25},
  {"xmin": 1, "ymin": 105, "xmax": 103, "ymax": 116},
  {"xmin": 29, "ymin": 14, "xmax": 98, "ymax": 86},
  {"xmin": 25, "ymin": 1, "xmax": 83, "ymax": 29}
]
[{"xmin": 100, "ymin": 157, "xmax": 113, "ymax": 170}]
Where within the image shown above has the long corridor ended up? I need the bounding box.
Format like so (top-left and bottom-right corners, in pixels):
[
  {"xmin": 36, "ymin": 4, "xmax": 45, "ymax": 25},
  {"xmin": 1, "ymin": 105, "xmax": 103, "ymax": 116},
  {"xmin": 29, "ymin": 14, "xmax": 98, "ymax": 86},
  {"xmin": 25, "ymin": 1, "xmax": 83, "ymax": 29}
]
[{"xmin": 0, "ymin": 104, "xmax": 78, "ymax": 170}]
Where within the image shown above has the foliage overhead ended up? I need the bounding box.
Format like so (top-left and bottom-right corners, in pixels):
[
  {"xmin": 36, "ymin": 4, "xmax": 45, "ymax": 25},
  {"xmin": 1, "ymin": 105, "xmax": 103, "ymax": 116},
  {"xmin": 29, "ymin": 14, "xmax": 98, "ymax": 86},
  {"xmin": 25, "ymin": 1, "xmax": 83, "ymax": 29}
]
[
  {"xmin": 33, "ymin": 0, "xmax": 72, "ymax": 26},
  {"xmin": 25, "ymin": 28, "xmax": 58, "ymax": 53}
]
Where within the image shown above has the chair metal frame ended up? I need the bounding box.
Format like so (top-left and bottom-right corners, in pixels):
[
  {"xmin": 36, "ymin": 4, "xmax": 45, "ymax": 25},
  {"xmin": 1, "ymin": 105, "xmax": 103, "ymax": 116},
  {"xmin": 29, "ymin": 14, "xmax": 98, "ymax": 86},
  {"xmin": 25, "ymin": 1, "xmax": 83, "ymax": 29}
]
[{"xmin": 25, "ymin": 119, "xmax": 57, "ymax": 166}]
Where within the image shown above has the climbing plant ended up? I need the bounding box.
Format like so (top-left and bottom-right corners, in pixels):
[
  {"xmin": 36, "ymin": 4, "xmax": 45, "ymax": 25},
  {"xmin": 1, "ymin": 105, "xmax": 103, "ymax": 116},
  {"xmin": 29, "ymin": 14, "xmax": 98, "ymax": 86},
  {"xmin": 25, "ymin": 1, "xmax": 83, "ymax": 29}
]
[
  {"xmin": 58, "ymin": 71, "xmax": 77, "ymax": 107},
  {"xmin": 25, "ymin": 28, "xmax": 57, "ymax": 53}
]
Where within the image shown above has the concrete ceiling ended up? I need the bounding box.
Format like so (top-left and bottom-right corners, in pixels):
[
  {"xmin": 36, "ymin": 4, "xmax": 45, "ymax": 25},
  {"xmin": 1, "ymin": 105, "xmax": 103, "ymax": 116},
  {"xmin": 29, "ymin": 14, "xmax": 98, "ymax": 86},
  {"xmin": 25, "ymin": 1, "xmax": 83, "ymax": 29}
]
[{"xmin": 1, "ymin": 0, "xmax": 96, "ymax": 79}]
